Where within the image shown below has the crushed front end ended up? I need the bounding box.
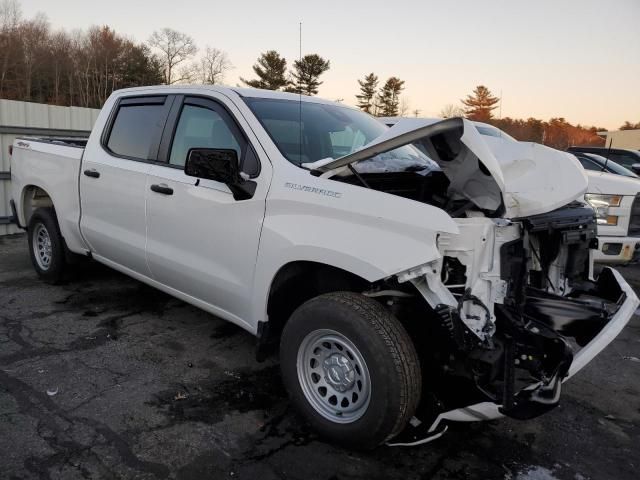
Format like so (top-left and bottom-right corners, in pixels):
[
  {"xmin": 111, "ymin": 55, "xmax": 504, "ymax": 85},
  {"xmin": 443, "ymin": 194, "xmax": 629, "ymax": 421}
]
[{"xmin": 387, "ymin": 203, "xmax": 638, "ymax": 446}]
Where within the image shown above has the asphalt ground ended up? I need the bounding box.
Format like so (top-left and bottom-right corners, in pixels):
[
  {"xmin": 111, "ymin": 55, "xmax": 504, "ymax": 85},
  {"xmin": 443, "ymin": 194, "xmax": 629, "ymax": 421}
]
[{"xmin": 1, "ymin": 233, "xmax": 639, "ymax": 480}]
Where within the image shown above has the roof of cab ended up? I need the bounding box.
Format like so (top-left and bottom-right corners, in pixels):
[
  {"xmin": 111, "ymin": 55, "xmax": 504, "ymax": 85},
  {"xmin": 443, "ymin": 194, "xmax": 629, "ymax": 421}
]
[{"xmin": 110, "ymin": 84, "xmax": 346, "ymax": 107}]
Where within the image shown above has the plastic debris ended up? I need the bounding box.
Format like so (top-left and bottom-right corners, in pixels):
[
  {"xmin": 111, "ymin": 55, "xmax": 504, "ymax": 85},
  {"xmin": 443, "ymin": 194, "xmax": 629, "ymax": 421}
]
[
  {"xmin": 46, "ymin": 387, "xmax": 58, "ymax": 396},
  {"xmin": 174, "ymin": 392, "xmax": 187, "ymax": 401}
]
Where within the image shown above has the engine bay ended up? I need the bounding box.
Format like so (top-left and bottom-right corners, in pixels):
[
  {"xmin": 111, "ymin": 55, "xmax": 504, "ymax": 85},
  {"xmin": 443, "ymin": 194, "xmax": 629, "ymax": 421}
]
[{"xmin": 335, "ymin": 169, "xmax": 502, "ymax": 218}]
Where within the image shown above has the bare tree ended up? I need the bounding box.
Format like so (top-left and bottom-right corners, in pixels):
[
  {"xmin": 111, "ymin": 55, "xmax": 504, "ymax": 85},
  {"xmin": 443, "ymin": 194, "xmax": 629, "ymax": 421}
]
[
  {"xmin": 0, "ymin": 0, "xmax": 20, "ymax": 27},
  {"xmin": 199, "ymin": 46, "xmax": 232, "ymax": 85},
  {"xmin": 439, "ymin": 103, "xmax": 465, "ymax": 118},
  {"xmin": 48, "ymin": 30, "xmax": 72, "ymax": 104},
  {"xmin": 19, "ymin": 13, "xmax": 49, "ymax": 100},
  {"xmin": 148, "ymin": 28, "xmax": 197, "ymax": 84},
  {"xmin": 399, "ymin": 97, "xmax": 410, "ymax": 117},
  {"xmin": 0, "ymin": 0, "xmax": 21, "ymax": 96}
]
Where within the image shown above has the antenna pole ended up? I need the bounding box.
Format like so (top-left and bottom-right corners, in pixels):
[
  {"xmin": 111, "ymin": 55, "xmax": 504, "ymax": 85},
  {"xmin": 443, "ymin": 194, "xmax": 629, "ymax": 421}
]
[
  {"xmin": 604, "ymin": 137, "xmax": 613, "ymax": 172},
  {"xmin": 299, "ymin": 21, "xmax": 302, "ymax": 163}
]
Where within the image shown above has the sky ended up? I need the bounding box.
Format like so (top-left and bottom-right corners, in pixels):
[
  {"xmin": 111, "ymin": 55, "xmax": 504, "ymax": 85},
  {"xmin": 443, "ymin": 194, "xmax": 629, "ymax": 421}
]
[{"xmin": 18, "ymin": 0, "xmax": 640, "ymax": 130}]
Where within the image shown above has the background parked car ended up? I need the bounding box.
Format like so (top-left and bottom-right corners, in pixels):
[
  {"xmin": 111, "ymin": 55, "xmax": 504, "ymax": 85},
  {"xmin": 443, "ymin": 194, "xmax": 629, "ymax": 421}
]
[
  {"xmin": 568, "ymin": 146, "xmax": 640, "ymax": 175},
  {"xmin": 572, "ymin": 152, "xmax": 639, "ymax": 178}
]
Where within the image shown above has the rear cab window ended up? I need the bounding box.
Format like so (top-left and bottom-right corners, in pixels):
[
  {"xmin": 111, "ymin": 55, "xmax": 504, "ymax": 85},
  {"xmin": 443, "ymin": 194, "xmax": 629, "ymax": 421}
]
[{"xmin": 104, "ymin": 96, "xmax": 170, "ymax": 161}]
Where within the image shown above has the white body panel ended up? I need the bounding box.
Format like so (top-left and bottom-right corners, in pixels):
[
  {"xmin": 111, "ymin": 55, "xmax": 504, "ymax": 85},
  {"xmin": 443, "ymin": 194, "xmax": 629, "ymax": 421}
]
[
  {"xmin": 10, "ymin": 141, "xmax": 88, "ymax": 253},
  {"xmin": 80, "ymin": 154, "xmax": 151, "ymax": 276},
  {"xmin": 250, "ymin": 165, "xmax": 458, "ymax": 326}
]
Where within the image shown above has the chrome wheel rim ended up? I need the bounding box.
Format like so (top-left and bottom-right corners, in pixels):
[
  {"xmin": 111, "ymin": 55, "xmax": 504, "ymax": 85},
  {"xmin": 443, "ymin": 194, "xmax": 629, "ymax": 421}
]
[
  {"xmin": 297, "ymin": 329, "xmax": 371, "ymax": 423},
  {"xmin": 33, "ymin": 223, "xmax": 52, "ymax": 271}
]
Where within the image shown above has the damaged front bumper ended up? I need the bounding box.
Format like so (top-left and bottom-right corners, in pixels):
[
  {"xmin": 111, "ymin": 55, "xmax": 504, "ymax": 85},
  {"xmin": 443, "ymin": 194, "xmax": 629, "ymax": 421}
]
[{"xmin": 388, "ymin": 267, "xmax": 638, "ymax": 447}]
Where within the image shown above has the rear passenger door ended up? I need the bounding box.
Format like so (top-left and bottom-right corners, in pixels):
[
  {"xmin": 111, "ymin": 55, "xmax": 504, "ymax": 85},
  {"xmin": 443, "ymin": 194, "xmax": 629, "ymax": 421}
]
[
  {"xmin": 145, "ymin": 95, "xmax": 270, "ymax": 326},
  {"xmin": 80, "ymin": 95, "xmax": 173, "ymax": 276}
]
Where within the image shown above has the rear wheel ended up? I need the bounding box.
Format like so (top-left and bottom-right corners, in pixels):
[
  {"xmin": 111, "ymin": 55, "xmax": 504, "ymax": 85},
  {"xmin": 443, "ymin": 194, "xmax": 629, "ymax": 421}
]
[
  {"xmin": 280, "ymin": 292, "xmax": 421, "ymax": 449},
  {"xmin": 27, "ymin": 208, "xmax": 67, "ymax": 284}
]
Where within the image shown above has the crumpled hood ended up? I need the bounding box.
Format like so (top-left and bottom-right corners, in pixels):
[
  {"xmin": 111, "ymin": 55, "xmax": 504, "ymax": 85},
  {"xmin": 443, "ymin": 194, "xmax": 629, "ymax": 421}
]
[
  {"xmin": 484, "ymin": 137, "xmax": 589, "ymax": 217},
  {"xmin": 306, "ymin": 117, "xmax": 588, "ymax": 218}
]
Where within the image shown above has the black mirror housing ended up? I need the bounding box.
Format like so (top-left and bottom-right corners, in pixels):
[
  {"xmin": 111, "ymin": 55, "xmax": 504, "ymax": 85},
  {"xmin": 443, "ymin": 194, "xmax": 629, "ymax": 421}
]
[
  {"xmin": 184, "ymin": 148, "xmax": 241, "ymax": 185},
  {"xmin": 184, "ymin": 147, "xmax": 256, "ymax": 200}
]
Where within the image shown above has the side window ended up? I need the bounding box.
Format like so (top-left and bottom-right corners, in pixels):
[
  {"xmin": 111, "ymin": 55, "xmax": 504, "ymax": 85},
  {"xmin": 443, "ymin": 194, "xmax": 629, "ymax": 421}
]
[
  {"xmin": 169, "ymin": 104, "xmax": 241, "ymax": 167},
  {"xmin": 106, "ymin": 102, "xmax": 166, "ymax": 160},
  {"xmin": 609, "ymin": 153, "xmax": 636, "ymax": 169},
  {"xmin": 578, "ymin": 157, "xmax": 600, "ymax": 171}
]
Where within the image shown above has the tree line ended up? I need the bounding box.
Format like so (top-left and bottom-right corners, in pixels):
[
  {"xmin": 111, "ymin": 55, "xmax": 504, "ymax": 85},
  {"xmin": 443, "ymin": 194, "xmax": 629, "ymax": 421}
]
[
  {"xmin": 1, "ymin": 0, "xmax": 635, "ymax": 150},
  {"xmin": 435, "ymin": 85, "xmax": 607, "ymax": 149},
  {"xmin": 0, "ymin": 1, "xmax": 232, "ymax": 108}
]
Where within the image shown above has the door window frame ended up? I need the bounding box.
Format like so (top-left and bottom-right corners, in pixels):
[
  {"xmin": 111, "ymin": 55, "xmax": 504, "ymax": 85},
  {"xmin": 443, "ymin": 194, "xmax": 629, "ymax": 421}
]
[
  {"xmin": 100, "ymin": 94, "xmax": 176, "ymax": 164},
  {"xmin": 158, "ymin": 95, "xmax": 261, "ymax": 178}
]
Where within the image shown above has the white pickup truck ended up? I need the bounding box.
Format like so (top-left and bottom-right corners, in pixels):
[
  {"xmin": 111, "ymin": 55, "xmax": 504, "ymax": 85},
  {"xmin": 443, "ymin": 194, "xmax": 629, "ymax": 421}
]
[
  {"xmin": 9, "ymin": 86, "xmax": 638, "ymax": 448},
  {"xmin": 576, "ymin": 155, "xmax": 640, "ymax": 264}
]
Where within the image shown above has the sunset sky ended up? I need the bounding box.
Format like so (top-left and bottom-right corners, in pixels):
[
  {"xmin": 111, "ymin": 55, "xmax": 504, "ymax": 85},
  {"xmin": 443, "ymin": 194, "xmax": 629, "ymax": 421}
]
[{"xmin": 19, "ymin": 0, "xmax": 640, "ymax": 130}]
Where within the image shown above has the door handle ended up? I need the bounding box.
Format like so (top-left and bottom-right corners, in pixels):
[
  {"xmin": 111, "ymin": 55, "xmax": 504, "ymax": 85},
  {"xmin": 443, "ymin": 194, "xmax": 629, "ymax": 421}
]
[
  {"xmin": 83, "ymin": 169, "xmax": 100, "ymax": 178},
  {"xmin": 150, "ymin": 183, "xmax": 174, "ymax": 195}
]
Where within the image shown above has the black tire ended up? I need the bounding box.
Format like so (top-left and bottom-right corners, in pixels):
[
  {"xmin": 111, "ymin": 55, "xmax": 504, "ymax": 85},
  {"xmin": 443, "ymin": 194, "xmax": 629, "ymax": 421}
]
[
  {"xmin": 280, "ymin": 292, "xmax": 421, "ymax": 449},
  {"xmin": 27, "ymin": 207, "xmax": 67, "ymax": 284}
]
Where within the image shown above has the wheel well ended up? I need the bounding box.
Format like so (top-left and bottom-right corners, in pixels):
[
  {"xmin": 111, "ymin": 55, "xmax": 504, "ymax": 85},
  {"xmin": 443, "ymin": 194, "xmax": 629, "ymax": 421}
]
[
  {"xmin": 266, "ymin": 261, "xmax": 370, "ymax": 339},
  {"xmin": 22, "ymin": 185, "xmax": 53, "ymax": 225}
]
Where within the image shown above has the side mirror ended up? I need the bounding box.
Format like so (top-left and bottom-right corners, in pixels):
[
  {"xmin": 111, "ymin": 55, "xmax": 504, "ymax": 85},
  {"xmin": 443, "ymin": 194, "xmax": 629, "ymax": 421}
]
[
  {"xmin": 184, "ymin": 148, "xmax": 256, "ymax": 200},
  {"xmin": 185, "ymin": 148, "xmax": 241, "ymax": 185},
  {"xmin": 632, "ymin": 163, "xmax": 640, "ymax": 174}
]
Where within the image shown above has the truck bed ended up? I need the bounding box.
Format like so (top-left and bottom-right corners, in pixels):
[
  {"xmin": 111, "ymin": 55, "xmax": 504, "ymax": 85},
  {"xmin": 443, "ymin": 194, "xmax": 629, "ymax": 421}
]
[{"xmin": 10, "ymin": 136, "xmax": 88, "ymax": 253}]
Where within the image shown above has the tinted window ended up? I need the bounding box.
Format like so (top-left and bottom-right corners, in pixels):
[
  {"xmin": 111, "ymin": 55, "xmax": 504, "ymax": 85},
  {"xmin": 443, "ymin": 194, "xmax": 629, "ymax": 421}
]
[
  {"xmin": 608, "ymin": 152, "xmax": 638, "ymax": 169},
  {"xmin": 107, "ymin": 104, "xmax": 165, "ymax": 160},
  {"xmin": 583, "ymin": 153, "xmax": 638, "ymax": 177},
  {"xmin": 169, "ymin": 105, "xmax": 241, "ymax": 167},
  {"xmin": 577, "ymin": 157, "xmax": 601, "ymax": 171}
]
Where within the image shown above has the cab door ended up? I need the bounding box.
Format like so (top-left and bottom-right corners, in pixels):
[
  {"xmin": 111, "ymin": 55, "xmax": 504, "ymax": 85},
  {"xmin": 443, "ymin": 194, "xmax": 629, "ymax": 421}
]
[
  {"xmin": 144, "ymin": 95, "xmax": 270, "ymax": 326},
  {"xmin": 80, "ymin": 95, "xmax": 173, "ymax": 275}
]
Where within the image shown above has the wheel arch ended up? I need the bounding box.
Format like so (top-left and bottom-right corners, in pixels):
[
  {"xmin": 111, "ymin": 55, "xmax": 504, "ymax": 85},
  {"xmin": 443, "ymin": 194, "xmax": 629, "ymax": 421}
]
[
  {"xmin": 259, "ymin": 260, "xmax": 371, "ymax": 347},
  {"xmin": 21, "ymin": 184, "xmax": 54, "ymax": 226}
]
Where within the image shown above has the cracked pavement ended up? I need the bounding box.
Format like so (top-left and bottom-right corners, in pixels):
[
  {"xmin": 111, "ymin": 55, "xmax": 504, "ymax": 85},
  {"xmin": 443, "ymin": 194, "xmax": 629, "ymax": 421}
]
[{"xmin": 1, "ymin": 233, "xmax": 639, "ymax": 479}]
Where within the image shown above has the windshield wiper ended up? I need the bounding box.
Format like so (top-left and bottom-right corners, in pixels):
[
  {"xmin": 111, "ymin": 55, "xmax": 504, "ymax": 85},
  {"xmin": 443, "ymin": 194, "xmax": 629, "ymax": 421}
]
[{"xmin": 348, "ymin": 164, "xmax": 371, "ymax": 188}]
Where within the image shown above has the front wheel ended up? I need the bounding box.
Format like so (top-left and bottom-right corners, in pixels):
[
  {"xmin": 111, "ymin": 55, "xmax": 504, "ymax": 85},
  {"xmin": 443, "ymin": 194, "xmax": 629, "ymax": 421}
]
[{"xmin": 280, "ymin": 292, "xmax": 421, "ymax": 449}]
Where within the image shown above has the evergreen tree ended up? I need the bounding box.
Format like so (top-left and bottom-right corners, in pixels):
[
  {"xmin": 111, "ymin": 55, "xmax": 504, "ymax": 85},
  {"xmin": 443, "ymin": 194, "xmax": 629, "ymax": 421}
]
[
  {"xmin": 355, "ymin": 73, "xmax": 378, "ymax": 113},
  {"xmin": 620, "ymin": 121, "xmax": 640, "ymax": 130},
  {"xmin": 240, "ymin": 50, "xmax": 288, "ymax": 90},
  {"xmin": 461, "ymin": 85, "xmax": 500, "ymax": 121},
  {"xmin": 377, "ymin": 77, "xmax": 405, "ymax": 117},
  {"xmin": 285, "ymin": 53, "xmax": 330, "ymax": 95}
]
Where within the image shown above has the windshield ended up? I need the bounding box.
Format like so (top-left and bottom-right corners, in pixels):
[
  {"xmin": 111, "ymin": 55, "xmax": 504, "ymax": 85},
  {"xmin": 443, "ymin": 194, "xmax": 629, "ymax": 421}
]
[
  {"xmin": 583, "ymin": 153, "xmax": 639, "ymax": 177},
  {"xmin": 243, "ymin": 97, "xmax": 437, "ymax": 173}
]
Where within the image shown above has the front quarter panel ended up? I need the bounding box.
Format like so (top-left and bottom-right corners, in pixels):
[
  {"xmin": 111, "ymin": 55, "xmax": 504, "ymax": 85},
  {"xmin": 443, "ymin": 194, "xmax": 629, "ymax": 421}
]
[{"xmin": 251, "ymin": 166, "xmax": 459, "ymax": 324}]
